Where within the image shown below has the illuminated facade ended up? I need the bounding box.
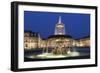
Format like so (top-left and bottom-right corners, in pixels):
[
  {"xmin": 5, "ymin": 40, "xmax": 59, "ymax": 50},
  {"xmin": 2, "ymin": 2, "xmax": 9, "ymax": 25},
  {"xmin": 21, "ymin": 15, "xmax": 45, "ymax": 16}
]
[
  {"xmin": 24, "ymin": 16, "xmax": 90, "ymax": 51},
  {"xmin": 55, "ymin": 16, "xmax": 65, "ymax": 35},
  {"xmin": 77, "ymin": 37, "xmax": 90, "ymax": 47},
  {"xmin": 24, "ymin": 31, "xmax": 39, "ymax": 50}
]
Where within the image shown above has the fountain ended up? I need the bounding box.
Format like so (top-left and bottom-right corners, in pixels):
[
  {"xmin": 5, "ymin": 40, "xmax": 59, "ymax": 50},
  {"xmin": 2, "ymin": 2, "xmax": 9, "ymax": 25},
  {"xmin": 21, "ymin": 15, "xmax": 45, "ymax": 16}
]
[{"xmin": 36, "ymin": 40, "xmax": 80, "ymax": 59}]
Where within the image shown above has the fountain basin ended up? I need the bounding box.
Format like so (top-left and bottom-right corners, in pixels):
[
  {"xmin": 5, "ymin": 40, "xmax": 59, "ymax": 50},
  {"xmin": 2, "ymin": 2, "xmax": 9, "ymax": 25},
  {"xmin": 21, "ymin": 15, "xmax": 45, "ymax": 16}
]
[{"xmin": 27, "ymin": 51, "xmax": 80, "ymax": 59}]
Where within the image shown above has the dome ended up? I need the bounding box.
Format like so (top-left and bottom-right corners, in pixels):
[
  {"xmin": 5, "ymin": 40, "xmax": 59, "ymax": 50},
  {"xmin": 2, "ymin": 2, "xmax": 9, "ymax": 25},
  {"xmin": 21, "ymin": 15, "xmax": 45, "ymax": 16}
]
[{"xmin": 48, "ymin": 35, "xmax": 72, "ymax": 39}]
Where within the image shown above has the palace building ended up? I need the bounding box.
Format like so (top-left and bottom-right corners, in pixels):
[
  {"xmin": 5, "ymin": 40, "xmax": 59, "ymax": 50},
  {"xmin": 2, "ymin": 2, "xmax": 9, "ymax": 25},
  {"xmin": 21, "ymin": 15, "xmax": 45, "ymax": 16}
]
[{"xmin": 24, "ymin": 16, "xmax": 90, "ymax": 53}]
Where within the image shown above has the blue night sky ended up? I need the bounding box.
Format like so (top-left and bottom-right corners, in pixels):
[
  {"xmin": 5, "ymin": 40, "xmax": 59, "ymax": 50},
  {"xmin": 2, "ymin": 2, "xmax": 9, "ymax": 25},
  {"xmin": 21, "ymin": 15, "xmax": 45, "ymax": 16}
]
[{"xmin": 24, "ymin": 11, "xmax": 90, "ymax": 39}]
